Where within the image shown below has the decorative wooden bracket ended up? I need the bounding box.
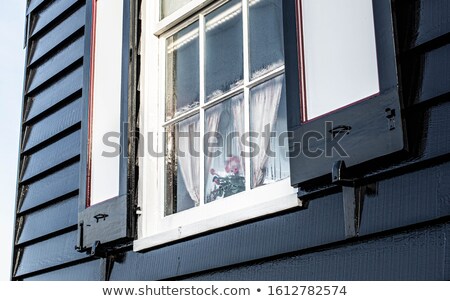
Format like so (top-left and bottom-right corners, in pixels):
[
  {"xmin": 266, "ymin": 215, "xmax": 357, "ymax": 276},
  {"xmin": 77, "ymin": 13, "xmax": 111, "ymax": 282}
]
[{"xmin": 332, "ymin": 161, "xmax": 365, "ymax": 238}]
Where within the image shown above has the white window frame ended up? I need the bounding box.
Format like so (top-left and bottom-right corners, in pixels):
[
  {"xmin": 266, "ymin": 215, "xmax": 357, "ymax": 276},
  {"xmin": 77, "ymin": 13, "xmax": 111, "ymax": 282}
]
[{"xmin": 135, "ymin": 0, "xmax": 301, "ymax": 252}]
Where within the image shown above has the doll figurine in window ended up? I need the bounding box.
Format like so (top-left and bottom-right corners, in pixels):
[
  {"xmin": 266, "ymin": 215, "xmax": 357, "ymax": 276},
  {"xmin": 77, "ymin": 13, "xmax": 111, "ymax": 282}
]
[{"xmin": 207, "ymin": 156, "xmax": 246, "ymax": 203}]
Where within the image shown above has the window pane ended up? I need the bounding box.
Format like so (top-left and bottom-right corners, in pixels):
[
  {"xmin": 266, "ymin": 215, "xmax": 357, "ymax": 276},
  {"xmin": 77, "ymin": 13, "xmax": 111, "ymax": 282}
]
[
  {"xmin": 160, "ymin": 0, "xmax": 193, "ymax": 19},
  {"xmin": 250, "ymin": 74, "xmax": 289, "ymax": 188},
  {"xmin": 249, "ymin": 0, "xmax": 284, "ymax": 79},
  {"xmin": 301, "ymin": 0, "xmax": 379, "ymax": 120},
  {"xmin": 90, "ymin": 0, "xmax": 123, "ymax": 205},
  {"xmin": 204, "ymin": 95, "xmax": 245, "ymax": 203},
  {"xmin": 166, "ymin": 115, "xmax": 200, "ymax": 215},
  {"xmin": 166, "ymin": 21, "xmax": 200, "ymax": 120},
  {"xmin": 205, "ymin": 0, "xmax": 243, "ymax": 101}
]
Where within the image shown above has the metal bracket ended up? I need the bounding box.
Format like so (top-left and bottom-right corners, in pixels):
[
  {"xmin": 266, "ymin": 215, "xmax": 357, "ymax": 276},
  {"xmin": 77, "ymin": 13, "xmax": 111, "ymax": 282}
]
[
  {"xmin": 75, "ymin": 222, "xmax": 84, "ymax": 252},
  {"xmin": 332, "ymin": 161, "xmax": 365, "ymax": 238},
  {"xmin": 342, "ymin": 186, "xmax": 364, "ymax": 238},
  {"xmin": 385, "ymin": 108, "xmax": 396, "ymax": 131},
  {"xmin": 90, "ymin": 240, "xmax": 102, "ymax": 257},
  {"xmin": 332, "ymin": 160, "xmax": 355, "ymax": 187}
]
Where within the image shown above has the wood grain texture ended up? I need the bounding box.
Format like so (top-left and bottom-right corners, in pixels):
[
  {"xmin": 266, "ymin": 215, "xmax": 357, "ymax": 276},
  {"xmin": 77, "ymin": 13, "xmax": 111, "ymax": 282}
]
[
  {"xmin": 24, "ymin": 66, "xmax": 83, "ymax": 123},
  {"xmin": 14, "ymin": 231, "xmax": 89, "ymax": 278},
  {"xmin": 29, "ymin": 5, "xmax": 85, "ymax": 65},
  {"xmin": 420, "ymin": 43, "xmax": 450, "ymax": 102},
  {"xmin": 23, "ymin": 98, "xmax": 81, "ymax": 152},
  {"xmin": 19, "ymin": 162, "xmax": 80, "ymax": 213},
  {"xmin": 26, "ymin": 35, "xmax": 84, "ymax": 94},
  {"xmin": 27, "ymin": 0, "xmax": 46, "ymax": 15},
  {"xmin": 22, "ymin": 260, "xmax": 103, "ymax": 281},
  {"xmin": 18, "ymin": 196, "xmax": 78, "ymax": 245},
  {"xmin": 109, "ymin": 194, "xmax": 345, "ymax": 281},
  {"xmin": 20, "ymin": 130, "xmax": 81, "ymax": 183},
  {"xmin": 414, "ymin": 0, "xmax": 450, "ymax": 47},
  {"xmin": 30, "ymin": 0, "xmax": 80, "ymax": 37},
  {"xmin": 183, "ymin": 223, "xmax": 450, "ymax": 281}
]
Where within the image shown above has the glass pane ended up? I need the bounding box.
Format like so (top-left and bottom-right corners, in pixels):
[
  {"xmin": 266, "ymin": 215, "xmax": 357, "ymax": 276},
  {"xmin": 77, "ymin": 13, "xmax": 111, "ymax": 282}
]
[
  {"xmin": 166, "ymin": 21, "xmax": 200, "ymax": 120},
  {"xmin": 250, "ymin": 74, "xmax": 289, "ymax": 188},
  {"xmin": 160, "ymin": 0, "xmax": 193, "ymax": 19},
  {"xmin": 301, "ymin": 0, "xmax": 379, "ymax": 120},
  {"xmin": 249, "ymin": 0, "xmax": 284, "ymax": 79},
  {"xmin": 204, "ymin": 95, "xmax": 245, "ymax": 203},
  {"xmin": 90, "ymin": 0, "xmax": 123, "ymax": 205},
  {"xmin": 166, "ymin": 115, "xmax": 200, "ymax": 215},
  {"xmin": 205, "ymin": 0, "xmax": 243, "ymax": 101}
]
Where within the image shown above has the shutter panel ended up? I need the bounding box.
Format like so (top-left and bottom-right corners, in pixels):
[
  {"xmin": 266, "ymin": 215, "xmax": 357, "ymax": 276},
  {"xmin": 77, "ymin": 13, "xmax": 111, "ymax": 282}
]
[
  {"xmin": 76, "ymin": 0, "xmax": 139, "ymax": 255},
  {"xmin": 283, "ymin": 0, "xmax": 406, "ymax": 187}
]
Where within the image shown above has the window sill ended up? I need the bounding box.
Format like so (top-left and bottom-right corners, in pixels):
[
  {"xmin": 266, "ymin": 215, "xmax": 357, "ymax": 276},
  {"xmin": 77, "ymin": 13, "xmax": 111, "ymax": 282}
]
[{"xmin": 134, "ymin": 186, "xmax": 302, "ymax": 252}]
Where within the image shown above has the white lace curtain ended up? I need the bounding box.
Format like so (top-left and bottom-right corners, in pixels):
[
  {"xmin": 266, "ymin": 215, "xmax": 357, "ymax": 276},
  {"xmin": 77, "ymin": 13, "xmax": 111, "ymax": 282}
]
[
  {"xmin": 177, "ymin": 117, "xmax": 200, "ymax": 206},
  {"xmin": 177, "ymin": 77, "xmax": 283, "ymax": 204},
  {"xmin": 250, "ymin": 76, "xmax": 283, "ymax": 187}
]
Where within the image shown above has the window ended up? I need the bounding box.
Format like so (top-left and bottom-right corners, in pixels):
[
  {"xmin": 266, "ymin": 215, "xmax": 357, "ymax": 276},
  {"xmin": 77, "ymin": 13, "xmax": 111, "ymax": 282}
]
[
  {"xmin": 136, "ymin": 0, "xmax": 299, "ymax": 250},
  {"xmin": 284, "ymin": 0, "xmax": 405, "ymax": 186}
]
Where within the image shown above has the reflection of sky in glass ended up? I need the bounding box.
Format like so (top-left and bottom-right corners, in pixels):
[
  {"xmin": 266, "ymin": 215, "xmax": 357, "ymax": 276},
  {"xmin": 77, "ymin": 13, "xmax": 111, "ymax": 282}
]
[
  {"xmin": 302, "ymin": 0, "xmax": 379, "ymax": 120},
  {"xmin": 160, "ymin": 0, "xmax": 193, "ymax": 19},
  {"xmin": 249, "ymin": 0, "xmax": 284, "ymax": 79},
  {"xmin": 166, "ymin": 21, "xmax": 199, "ymax": 119},
  {"xmin": 205, "ymin": 0, "xmax": 243, "ymax": 100}
]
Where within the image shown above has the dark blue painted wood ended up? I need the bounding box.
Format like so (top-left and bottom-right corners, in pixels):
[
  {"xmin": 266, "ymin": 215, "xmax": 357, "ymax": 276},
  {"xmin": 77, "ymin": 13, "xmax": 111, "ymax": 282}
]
[
  {"xmin": 29, "ymin": 5, "xmax": 85, "ymax": 65},
  {"xmin": 22, "ymin": 260, "xmax": 103, "ymax": 281},
  {"xmin": 30, "ymin": 0, "xmax": 79, "ymax": 37},
  {"xmin": 25, "ymin": 66, "xmax": 83, "ymax": 123},
  {"xmin": 285, "ymin": 0, "xmax": 405, "ymax": 187},
  {"xmin": 414, "ymin": 0, "xmax": 450, "ymax": 47},
  {"xmin": 26, "ymin": 35, "xmax": 84, "ymax": 94},
  {"xmin": 108, "ymin": 155, "xmax": 450, "ymax": 280},
  {"xmin": 298, "ymin": 97, "xmax": 450, "ymax": 198},
  {"xmin": 420, "ymin": 43, "xmax": 450, "ymax": 102},
  {"xmin": 109, "ymin": 194, "xmax": 345, "ymax": 281},
  {"xmin": 183, "ymin": 223, "xmax": 450, "ymax": 281},
  {"xmin": 27, "ymin": 0, "xmax": 46, "ymax": 15},
  {"xmin": 23, "ymin": 98, "xmax": 81, "ymax": 152},
  {"xmin": 359, "ymin": 161, "xmax": 450, "ymax": 236},
  {"xmin": 14, "ymin": 231, "xmax": 89, "ymax": 278},
  {"xmin": 19, "ymin": 162, "xmax": 79, "ymax": 213},
  {"xmin": 20, "ymin": 130, "xmax": 81, "ymax": 183},
  {"xmin": 17, "ymin": 196, "xmax": 78, "ymax": 245}
]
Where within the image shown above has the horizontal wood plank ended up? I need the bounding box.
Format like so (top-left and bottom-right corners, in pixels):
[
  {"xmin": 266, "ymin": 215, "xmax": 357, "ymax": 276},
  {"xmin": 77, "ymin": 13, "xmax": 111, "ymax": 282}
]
[
  {"xmin": 19, "ymin": 162, "xmax": 79, "ymax": 213},
  {"xmin": 23, "ymin": 98, "xmax": 82, "ymax": 152},
  {"xmin": 29, "ymin": 5, "xmax": 85, "ymax": 65},
  {"xmin": 18, "ymin": 196, "xmax": 78, "ymax": 245},
  {"xmin": 21, "ymin": 260, "xmax": 103, "ymax": 281},
  {"xmin": 15, "ymin": 231, "xmax": 89, "ymax": 277},
  {"xmin": 20, "ymin": 130, "xmax": 81, "ymax": 182},
  {"xmin": 26, "ymin": 35, "xmax": 84, "ymax": 94},
  {"xmin": 183, "ymin": 223, "xmax": 450, "ymax": 280},
  {"xmin": 24, "ymin": 66, "xmax": 83, "ymax": 123},
  {"xmin": 30, "ymin": 0, "xmax": 80, "ymax": 36}
]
